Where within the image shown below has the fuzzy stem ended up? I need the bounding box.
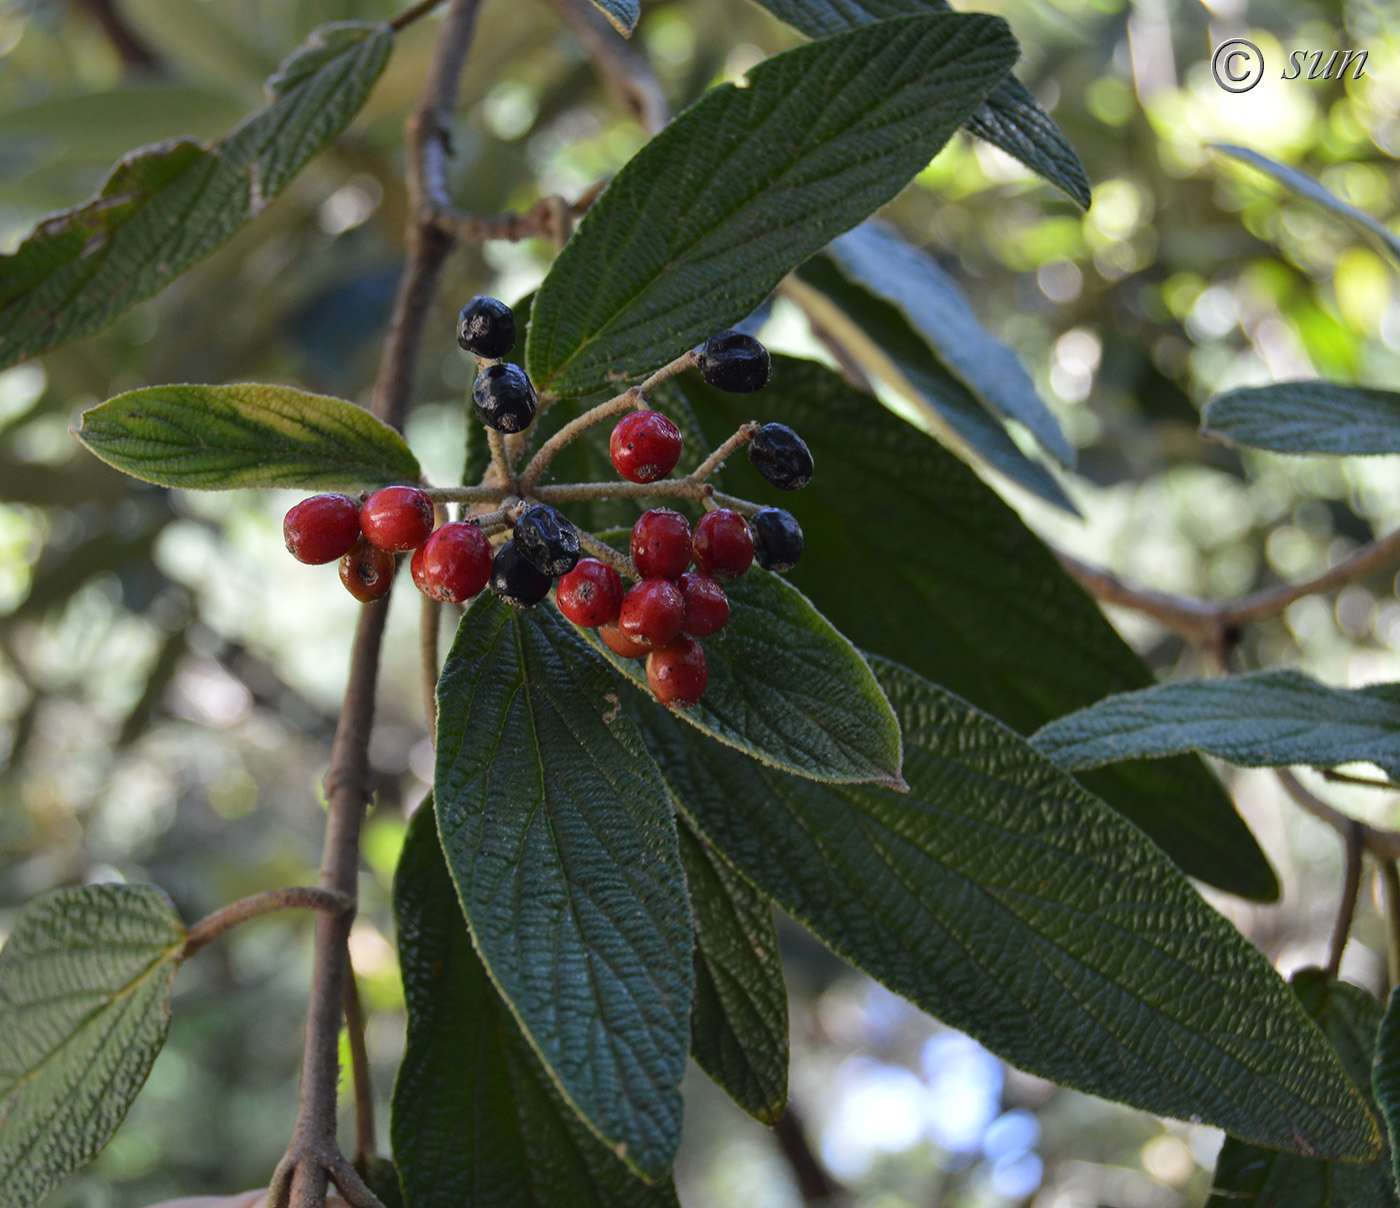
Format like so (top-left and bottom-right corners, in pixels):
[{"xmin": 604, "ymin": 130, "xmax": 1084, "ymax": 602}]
[
  {"xmin": 182, "ymin": 888, "xmax": 352, "ymax": 959},
  {"xmin": 576, "ymin": 530, "xmax": 636, "ymax": 579}
]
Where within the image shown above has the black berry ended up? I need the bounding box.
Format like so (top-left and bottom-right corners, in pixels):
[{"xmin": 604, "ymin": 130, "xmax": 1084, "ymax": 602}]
[
  {"xmin": 514, "ymin": 504, "xmax": 581, "ymax": 576},
  {"xmin": 699, "ymin": 330, "xmax": 771, "ymax": 394},
  {"xmin": 458, "ymin": 296, "xmax": 516, "ymax": 359},
  {"xmin": 748, "ymin": 423, "xmax": 813, "ymax": 491},
  {"xmin": 489, "ymin": 540, "xmax": 553, "ymax": 607},
  {"xmin": 750, "ymin": 507, "xmax": 803, "ymax": 572},
  {"xmin": 473, "ymin": 363, "xmax": 537, "ymax": 433}
]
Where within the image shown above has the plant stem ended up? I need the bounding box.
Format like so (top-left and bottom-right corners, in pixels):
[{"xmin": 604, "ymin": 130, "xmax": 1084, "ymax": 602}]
[
  {"xmin": 691, "ymin": 422, "xmax": 759, "ymax": 482},
  {"xmin": 487, "ymin": 428, "xmax": 517, "ymax": 491},
  {"xmin": 1327, "ymin": 819, "xmax": 1365, "ymax": 979},
  {"xmin": 546, "ymin": 0, "xmax": 669, "ymax": 135},
  {"xmin": 519, "ymin": 388, "xmax": 642, "ymax": 492},
  {"xmin": 182, "ymin": 887, "xmax": 352, "ymax": 958},
  {"xmin": 420, "ymin": 596, "xmax": 440, "ymax": 737},
  {"xmin": 1276, "ymin": 769, "xmax": 1400, "ymax": 861},
  {"xmin": 389, "ymin": 0, "xmax": 448, "ymax": 32},
  {"xmin": 343, "ymin": 966, "xmax": 376, "ymax": 1168},
  {"xmin": 532, "ymin": 478, "xmax": 714, "ymax": 504},
  {"xmin": 576, "ymin": 530, "xmax": 636, "ymax": 579},
  {"xmin": 1382, "ymin": 861, "xmax": 1400, "ymax": 992}
]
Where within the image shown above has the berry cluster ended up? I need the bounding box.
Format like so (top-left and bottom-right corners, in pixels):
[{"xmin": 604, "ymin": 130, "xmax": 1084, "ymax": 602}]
[{"xmin": 281, "ymin": 296, "xmax": 815, "ymax": 710}]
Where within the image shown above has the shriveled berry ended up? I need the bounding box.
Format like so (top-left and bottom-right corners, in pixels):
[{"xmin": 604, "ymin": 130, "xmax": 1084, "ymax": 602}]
[
  {"xmin": 750, "ymin": 507, "xmax": 803, "ymax": 572},
  {"xmin": 678, "ymin": 573, "xmax": 728, "ymax": 637},
  {"xmin": 618, "ymin": 578, "xmax": 685, "ymax": 647},
  {"xmin": 284, "ymin": 494, "xmax": 361, "ymax": 564},
  {"xmin": 339, "ymin": 539, "xmax": 396, "ymax": 601},
  {"xmin": 600, "ymin": 621, "xmax": 650, "ymax": 659},
  {"xmin": 692, "ymin": 508, "xmax": 754, "ymax": 580},
  {"xmin": 360, "ymin": 485, "xmax": 435, "ymax": 552},
  {"xmin": 748, "ymin": 423, "xmax": 813, "ymax": 490},
  {"xmin": 631, "ymin": 509, "xmax": 692, "ymax": 580},
  {"xmin": 410, "ymin": 521, "xmax": 492, "ymax": 603},
  {"xmin": 515, "ymin": 505, "xmax": 581, "ymax": 576},
  {"xmin": 699, "ymin": 330, "xmax": 771, "ymax": 393},
  {"xmin": 647, "ymin": 636, "xmax": 708, "ymax": 706},
  {"xmin": 473, "ymin": 363, "xmax": 537, "ymax": 433},
  {"xmin": 458, "ymin": 296, "xmax": 516, "ymax": 359},
  {"xmin": 489, "ymin": 539, "xmax": 552, "ymax": 607},
  {"xmin": 557, "ymin": 559, "xmax": 623, "ymax": 628},
  {"xmin": 610, "ymin": 410, "xmax": 682, "ymax": 483}
]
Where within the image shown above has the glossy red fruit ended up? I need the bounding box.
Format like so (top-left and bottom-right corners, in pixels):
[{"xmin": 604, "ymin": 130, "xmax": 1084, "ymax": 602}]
[
  {"xmin": 410, "ymin": 521, "xmax": 492, "ymax": 603},
  {"xmin": 691, "ymin": 508, "xmax": 754, "ymax": 580},
  {"xmin": 339, "ymin": 539, "xmax": 396, "ymax": 601},
  {"xmin": 677, "ymin": 573, "xmax": 729, "ymax": 636},
  {"xmin": 557, "ymin": 559, "xmax": 624, "ymax": 627},
  {"xmin": 610, "ymin": 410, "xmax": 682, "ymax": 483},
  {"xmin": 600, "ymin": 621, "xmax": 649, "ymax": 659},
  {"xmin": 618, "ymin": 578, "xmax": 685, "ymax": 647},
  {"xmin": 630, "ymin": 509, "xmax": 692, "ymax": 579},
  {"xmin": 360, "ymin": 486, "xmax": 435, "ymax": 552},
  {"xmin": 283, "ymin": 494, "xmax": 361, "ymax": 564},
  {"xmin": 647, "ymin": 636, "xmax": 708, "ymax": 706}
]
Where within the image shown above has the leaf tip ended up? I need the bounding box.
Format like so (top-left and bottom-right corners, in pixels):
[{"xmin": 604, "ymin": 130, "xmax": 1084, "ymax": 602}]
[{"xmin": 881, "ymin": 773, "xmax": 913, "ymax": 795}]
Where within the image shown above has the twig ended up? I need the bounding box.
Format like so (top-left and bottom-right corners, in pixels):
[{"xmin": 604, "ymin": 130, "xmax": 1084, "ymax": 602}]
[
  {"xmin": 1322, "ymin": 768, "xmax": 1398, "ymax": 791},
  {"xmin": 76, "ymin": 0, "xmax": 163, "ymax": 69},
  {"xmin": 1327, "ymin": 819, "xmax": 1365, "ymax": 978},
  {"xmin": 1059, "ymin": 523, "xmax": 1400, "ymax": 669},
  {"xmin": 343, "ymin": 966, "xmax": 376, "ymax": 1168},
  {"xmin": 520, "ymin": 388, "xmax": 643, "ymax": 491},
  {"xmin": 487, "ymin": 428, "xmax": 517, "ymax": 491},
  {"xmin": 1276, "ymin": 769, "xmax": 1400, "ymax": 861},
  {"xmin": 182, "ymin": 888, "xmax": 352, "ymax": 958},
  {"xmin": 773, "ymin": 1107, "xmax": 838, "ymax": 1203},
  {"xmin": 420, "ymin": 485, "xmax": 507, "ymax": 505},
  {"xmin": 576, "ymin": 530, "xmax": 635, "ymax": 579},
  {"xmin": 546, "ymin": 0, "xmax": 669, "ymax": 135},
  {"xmin": 532, "ymin": 478, "xmax": 713, "ymax": 505},
  {"xmin": 711, "ymin": 489, "xmax": 761, "ymax": 517},
  {"xmin": 1383, "ymin": 862, "xmax": 1400, "ymax": 992},
  {"xmin": 390, "ymin": 0, "xmax": 449, "ymax": 31},
  {"xmin": 692, "ymin": 422, "xmax": 759, "ymax": 482}
]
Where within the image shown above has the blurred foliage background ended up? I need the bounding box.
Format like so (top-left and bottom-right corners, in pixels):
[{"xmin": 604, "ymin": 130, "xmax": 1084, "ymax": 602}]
[{"xmin": 3, "ymin": 0, "xmax": 1400, "ymax": 1203}]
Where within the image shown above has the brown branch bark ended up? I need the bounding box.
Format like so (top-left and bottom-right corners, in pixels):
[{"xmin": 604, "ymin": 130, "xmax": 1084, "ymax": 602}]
[
  {"xmin": 74, "ymin": 0, "xmax": 163, "ymax": 71},
  {"xmin": 547, "ymin": 0, "xmax": 669, "ymax": 136}
]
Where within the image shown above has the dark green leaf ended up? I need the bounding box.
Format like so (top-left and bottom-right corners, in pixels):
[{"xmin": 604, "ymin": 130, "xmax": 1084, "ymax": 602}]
[
  {"xmin": 432, "ymin": 597, "xmax": 692, "ymax": 1181},
  {"xmin": 637, "ymin": 657, "xmax": 1378, "ymax": 1159},
  {"xmin": 1215, "ymin": 143, "xmax": 1400, "ymax": 266},
  {"xmin": 1207, "ymin": 971, "xmax": 1397, "ymax": 1207},
  {"xmin": 792, "ymin": 254, "xmax": 1077, "ymax": 512},
  {"xmin": 0, "ymin": 885, "xmax": 187, "ymax": 1208},
  {"xmin": 678, "ymin": 816, "xmax": 788, "ymax": 1123},
  {"xmin": 584, "ymin": 0, "xmax": 640, "ymax": 35},
  {"xmin": 825, "ymin": 223, "xmax": 1074, "ymax": 467},
  {"xmin": 1374, "ymin": 985, "xmax": 1400, "ymax": 1189},
  {"xmin": 392, "ymin": 807, "xmax": 679, "ymax": 1208},
  {"xmin": 1032, "ymin": 670, "xmax": 1400, "ymax": 780},
  {"xmin": 582, "ymin": 561, "xmax": 904, "ymax": 787},
  {"xmin": 74, "ymin": 383, "xmax": 421, "ymax": 490},
  {"xmin": 0, "ymin": 21, "xmax": 393, "ymax": 369},
  {"xmin": 680, "ymin": 357, "xmax": 1278, "ymax": 902},
  {"xmin": 1202, "ymin": 381, "xmax": 1400, "ymax": 456},
  {"xmin": 747, "ymin": 0, "xmax": 1090, "ymax": 207},
  {"xmin": 526, "ymin": 13, "xmax": 1019, "ymax": 396}
]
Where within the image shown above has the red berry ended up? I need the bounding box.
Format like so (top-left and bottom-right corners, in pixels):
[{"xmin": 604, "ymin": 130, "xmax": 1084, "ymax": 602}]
[
  {"xmin": 692, "ymin": 509, "xmax": 754, "ymax": 580},
  {"xmin": 618, "ymin": 578, "xmax": 685, "ymax": 647},
  {"xmin": 557, "ymin": 559, "xmax": 624, "ymax": 627},
  {"xmin": 677, "ymin": 573, "xmax": 729, "ymax": 636},
  {"xmin": 600, "ymin": 621, "xmax": 650, "ymax": 659},
  {"xmin": 610, "ymin": 410, "xmax": 682, "ymax": 483},
  {"xmin": 360, "ymin": 486, "xmax": 435, "ymax": 552},
  {"xmin": 631, "ymin": 509, "xmax": 692, "ymax": 579},
  {"xmin": 339, "ymin": 539, "xmax": 396, "ymax": 601},
  {"xmin": 647, "ymin": 636, "xmax": 708, "ymax": 706},
  {"xmin": 283, "ymin": 494, "xmax": 361, "ymax": 564},
  {"xmin": 410, "ymin": 521, "xmax": 492, "ymax": 603}
]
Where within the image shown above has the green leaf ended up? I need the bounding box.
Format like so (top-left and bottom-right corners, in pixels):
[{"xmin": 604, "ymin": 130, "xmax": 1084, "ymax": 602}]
[
  {"xmin": 432, "ymin": 597, "xmax": 692, "ymax": 1181},
  {"xmin": 680, "ymin": 357, "xmax": 1279, "ymax": 902},
  {"xmin": 747, "ymin": 0, "xmax": 1090, "ymax": 207},
  {"xmin": 584, "ymin": 0, "xmax": 640, "ymax": 35},
  {"xmin": 526, "ymin": 13, "xmax": 1019, "ymax": 396},
  {"xmin": 825, "ymin": 223, "xmax": 1074, "ymax": 468},
  {"xmin": 392, "ymin": 807, "xmax": 679, "ymax": 1208},
  {"xmin": 0, "ymin": 885, "xmax": 188, "ymax": 1208},
  {"xmin": 636, "ymin": 657, "xmax": 1379, "ymax": 1159},
  {"xmin": 74, "ymin": 382, "xmax": 422, "ymax": 490},
  {"xmin": 1032, "ymin": 670, "xmax": 1400, "ymax": 780},
  {"xmin": 581, "ymin": 560, "xmax": 905, "ymax": 787},
  {"xmin": 791, "ymin": 255, "xmax": 1077, "ymax": 513},
  {"xmin": 1207, "ymin": 971, "xmax": 1398, "ymax": 1207},
  {"xmin": 1202, "ymin": 381, "xmax": 1400, "ymax": 456},
  {"xmin": 1215, "ymin": 144, "xmax": 1400, "ymax": 267},
  {"xmin": 1374, "ymin": 985, "xmax": 1400, "ymax": 1189},
  {"xmin": 677, "ymin": 816, "xmax": 788, "ymax": 1124},
  {"xmin": 0, "ymin": 21, "xmax": 393, "ymax": 369}
]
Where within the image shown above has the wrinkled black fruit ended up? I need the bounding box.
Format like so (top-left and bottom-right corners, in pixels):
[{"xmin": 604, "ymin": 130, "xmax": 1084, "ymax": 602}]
[
  {"xmin": 473, "ymin": 363, "xmax": 537, "ymax": 433},
  {"xmin": 750, "ymin": 508, "xmax": 803, "ymax": 573},
  {"xmin": 514, "ymin": 505, "xmax": 581, "ymax": 576},
  {"xmin": 489, "ymin": 540, "xmax": 553, "ymax": 607},
  {"xmin": 699, "ymin": 330, "xmax": 771, "ymax": 394},
  {"xmin": 748, "ymin": 423, "xmax": 814, "ymax": 491},
  {"xmin": 458, "ymin": 296, "xmax": 516, "ymax": 359}
]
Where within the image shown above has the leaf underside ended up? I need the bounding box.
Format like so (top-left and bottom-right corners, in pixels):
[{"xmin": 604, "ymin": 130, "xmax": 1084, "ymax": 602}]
[
  {"xmin": 1203, "ymin": 380, "xmax": 1400, "ymax": 457},
  {"xmin": 1374, "ymin": 985, "xmax": 1400, "ymax": 1190}
]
